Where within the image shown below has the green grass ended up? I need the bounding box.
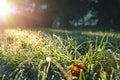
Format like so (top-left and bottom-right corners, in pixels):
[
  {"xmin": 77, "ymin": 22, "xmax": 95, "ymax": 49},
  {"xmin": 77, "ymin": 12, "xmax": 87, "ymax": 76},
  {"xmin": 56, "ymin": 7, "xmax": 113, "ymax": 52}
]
[{"xmin": 0, "ymin": 29, "xmax": 120, "ymax": 80}]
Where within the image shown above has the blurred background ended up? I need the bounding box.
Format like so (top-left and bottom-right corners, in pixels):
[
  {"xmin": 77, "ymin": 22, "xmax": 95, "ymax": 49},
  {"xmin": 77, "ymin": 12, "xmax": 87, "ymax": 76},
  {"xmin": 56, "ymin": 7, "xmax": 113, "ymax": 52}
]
[{"xmin": 0, "ymin": 0, "xmax": 120, "ymax": 30}]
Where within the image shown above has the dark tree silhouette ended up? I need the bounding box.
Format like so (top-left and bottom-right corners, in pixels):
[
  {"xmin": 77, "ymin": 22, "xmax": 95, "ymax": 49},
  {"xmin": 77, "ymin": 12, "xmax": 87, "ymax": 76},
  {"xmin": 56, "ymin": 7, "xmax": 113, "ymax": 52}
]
[
  {"xmin": 8, "ymin": 0, "xmax": 120, "ymax": 29},
  {"xmin": 91, "ymin": 0, "xmax": 120, "ymax": 29},
  {"xmin": 44, "ymin": 0, "xmax": 91, "ymax": 28}
]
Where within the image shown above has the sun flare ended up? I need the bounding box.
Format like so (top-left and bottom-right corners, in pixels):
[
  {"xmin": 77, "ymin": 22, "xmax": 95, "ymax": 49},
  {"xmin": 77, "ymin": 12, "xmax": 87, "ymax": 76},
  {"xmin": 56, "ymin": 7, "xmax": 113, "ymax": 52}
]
[{"xmin": 0, "ymin": 1, "xmax": 11, "ymax": 17}]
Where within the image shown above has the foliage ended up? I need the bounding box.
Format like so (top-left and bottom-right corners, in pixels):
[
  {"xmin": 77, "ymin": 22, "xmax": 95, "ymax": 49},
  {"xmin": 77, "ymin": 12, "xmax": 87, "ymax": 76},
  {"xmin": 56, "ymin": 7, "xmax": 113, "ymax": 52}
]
[
  {"xmin": 0, "ymin": 29, "xmax": 120, "ymax": 80},
  {"xmin": 90, "ymin": 0, "xmax": 120, "ymax": 27},
  {"xmin": 7, "ymin": 0, "xmax": 120, "ymax": 28}
]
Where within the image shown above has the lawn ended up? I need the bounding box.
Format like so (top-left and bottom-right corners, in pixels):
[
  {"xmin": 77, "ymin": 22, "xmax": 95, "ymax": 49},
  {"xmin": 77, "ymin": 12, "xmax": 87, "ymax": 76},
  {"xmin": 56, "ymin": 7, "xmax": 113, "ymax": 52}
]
[{"xmin": 0, "ymin": 28, "xmax": 120, "ymax": 80}]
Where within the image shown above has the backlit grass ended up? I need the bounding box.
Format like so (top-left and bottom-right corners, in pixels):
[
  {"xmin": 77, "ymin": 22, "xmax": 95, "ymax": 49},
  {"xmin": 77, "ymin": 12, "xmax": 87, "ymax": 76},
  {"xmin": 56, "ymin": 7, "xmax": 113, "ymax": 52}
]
[{"xmin": 0, "ymin": 29, "xmax": 120, "ymax": 80}]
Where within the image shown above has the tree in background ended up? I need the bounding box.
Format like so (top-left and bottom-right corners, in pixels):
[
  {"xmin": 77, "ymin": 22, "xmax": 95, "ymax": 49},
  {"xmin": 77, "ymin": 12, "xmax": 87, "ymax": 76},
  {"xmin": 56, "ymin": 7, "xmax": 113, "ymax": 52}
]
[
  {"xmin": 10, "ymin": 0, "xmax": 91, "ymax": 28},
  {"xmin": 7, "ymin": 0, "xmax": 120, "ymax": 29},
  {"xmin": 90, "ymin": 0, "xmax": 120, "ymax": 29},
  {"xmin": 45, "ymin": 0, "xmax": 91, "ymax": 28}
]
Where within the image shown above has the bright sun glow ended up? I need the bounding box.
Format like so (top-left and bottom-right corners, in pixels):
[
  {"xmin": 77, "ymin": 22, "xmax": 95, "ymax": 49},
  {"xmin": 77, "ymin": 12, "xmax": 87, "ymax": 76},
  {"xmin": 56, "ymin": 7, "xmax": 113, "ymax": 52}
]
[{"xmin": 0, "ymin": 1, "xmax": 11, "ymax": 17}]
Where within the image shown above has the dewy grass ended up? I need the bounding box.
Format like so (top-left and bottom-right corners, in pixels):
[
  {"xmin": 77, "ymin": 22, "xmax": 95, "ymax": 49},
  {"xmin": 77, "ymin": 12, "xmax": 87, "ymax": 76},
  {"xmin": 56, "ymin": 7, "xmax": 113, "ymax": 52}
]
[{"xmin": 0, "ymin": 29, "xmax": 120, "ymax": 80}]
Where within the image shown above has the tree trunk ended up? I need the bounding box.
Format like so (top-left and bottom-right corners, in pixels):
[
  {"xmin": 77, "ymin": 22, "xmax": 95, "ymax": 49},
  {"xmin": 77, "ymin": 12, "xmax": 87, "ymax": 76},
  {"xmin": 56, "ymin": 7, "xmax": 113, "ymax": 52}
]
[{"xmin": 82, "ymin": 15, "xmax": 85, "ymax": 28}]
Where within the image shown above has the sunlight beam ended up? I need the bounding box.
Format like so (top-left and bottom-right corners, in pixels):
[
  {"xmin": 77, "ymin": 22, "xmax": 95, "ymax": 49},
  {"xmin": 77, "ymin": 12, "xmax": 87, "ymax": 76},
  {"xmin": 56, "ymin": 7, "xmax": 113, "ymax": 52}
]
[{"xmin": 0, "ymin": 1, "xmax": 12, "ymax": 17}]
